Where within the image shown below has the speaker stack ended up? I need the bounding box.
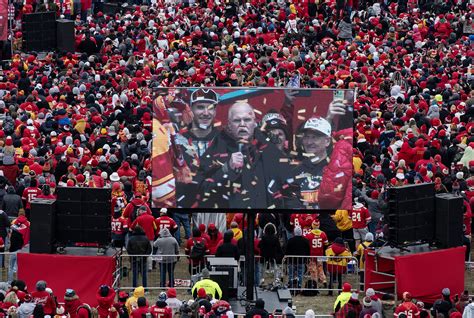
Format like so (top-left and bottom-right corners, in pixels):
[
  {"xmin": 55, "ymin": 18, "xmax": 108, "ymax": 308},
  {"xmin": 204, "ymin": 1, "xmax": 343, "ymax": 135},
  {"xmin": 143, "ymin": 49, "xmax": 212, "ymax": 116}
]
[
  {"xmin": 30, "ymin": 199, "xmax": 57, "ymax": 254},
  {"xmin": 56, "ymin": 19, "xmax": 75, "ymax": 52},
  {"xmin": 387, "ymin": 183, "xmax": 435, "ymax": 245},
  {"xmin": 55, "ymin": 187, "xmax": 112, "ymax": 246},
  {"xmin": 22, "ymin": 12, "xmax": 56, "ymax": 52},
  {"xmin": 435, "ymin": 194, "xmax": 464, "ymax": 248}
]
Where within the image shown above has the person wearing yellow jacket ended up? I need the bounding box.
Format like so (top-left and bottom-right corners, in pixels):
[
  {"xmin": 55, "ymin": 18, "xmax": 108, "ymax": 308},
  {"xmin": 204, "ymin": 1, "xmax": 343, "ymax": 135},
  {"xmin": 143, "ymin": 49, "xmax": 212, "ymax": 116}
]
[
  {"xmin": 191, "ymin": 268, "xmax": 222, "ymax": 300},
  {"xmin": 333, "ymin": 282, "xmax": 353, "ymax": 313},
  {"xmin": 333, "ymin": 210, "xmax": 355, "ymax": 252},
  {"xmin": 325, "ymin": 237, "xmax": 352, "ymax": 295},
  {"xmin": 125, "ymin": 286, "xmax": 145, "ymax": 314}
]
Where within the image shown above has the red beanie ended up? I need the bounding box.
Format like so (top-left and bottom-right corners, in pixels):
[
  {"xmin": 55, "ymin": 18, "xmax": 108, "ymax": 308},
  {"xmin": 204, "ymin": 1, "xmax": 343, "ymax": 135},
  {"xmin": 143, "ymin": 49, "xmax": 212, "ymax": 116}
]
[
  {"xmin": 371, "ymin": 190, "xmax": 379, "ymax": 199},
  {"xmin": 343, "ymin": 283, "xmax": 351, "ymax": 292},
  {"xmin": 199, "ymin": 224, "xmax": 206, "ymax": 232},
  {"xmin": 198, "ymin": 288, "xmax": 207, "ymax": 298},
  {"xmin": 167, "ymin": 288, "xmax": 177, "ymax": 298}
]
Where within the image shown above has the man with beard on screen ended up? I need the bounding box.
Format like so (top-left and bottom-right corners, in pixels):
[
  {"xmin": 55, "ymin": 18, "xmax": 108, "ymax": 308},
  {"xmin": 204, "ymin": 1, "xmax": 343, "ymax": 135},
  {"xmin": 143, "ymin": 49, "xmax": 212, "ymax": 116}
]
[
  {"xmin": 195, "ymin": 102, "xmax": 297, "ymax": 209},
  {"xmin": 175, "ymin": 89, "xmax": 226, "ymax": 234}
]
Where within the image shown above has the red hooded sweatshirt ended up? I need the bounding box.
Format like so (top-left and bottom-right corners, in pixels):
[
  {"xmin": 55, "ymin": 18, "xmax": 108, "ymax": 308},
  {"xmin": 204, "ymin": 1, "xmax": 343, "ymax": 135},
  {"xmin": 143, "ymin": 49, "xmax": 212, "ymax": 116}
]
[{"xmin": 96, "ymin": 289, "xmax": 117, "ymax": 318}]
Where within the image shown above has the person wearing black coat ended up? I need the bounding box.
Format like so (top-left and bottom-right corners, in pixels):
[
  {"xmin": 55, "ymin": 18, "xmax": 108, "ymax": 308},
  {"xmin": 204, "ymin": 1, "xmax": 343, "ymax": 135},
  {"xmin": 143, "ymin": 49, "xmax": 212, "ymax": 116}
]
[
  {"xmin": 2, "ymin": 186, "xmax": 22, "ymax": 218},
  {"xmin": 285, "ymin": 226, "xmax": 310, "ymax": 289},
  {"xmin": 126, "ymin": 226, "xmax": 152, "ymax": 288},
  {"xmin": 258, "ymin": 223, "xmax": 283, "ymax": 286},
  {"xmin": 215, "ymin": 230, "xmax": 239, "ymax": 261},
  {"xmin": 245, "ymin": 299, "xmax": 269, "ymax": 318},
  {"xmin": 195, "ymin": 102, "xmax": 298, "ymax": 209}
]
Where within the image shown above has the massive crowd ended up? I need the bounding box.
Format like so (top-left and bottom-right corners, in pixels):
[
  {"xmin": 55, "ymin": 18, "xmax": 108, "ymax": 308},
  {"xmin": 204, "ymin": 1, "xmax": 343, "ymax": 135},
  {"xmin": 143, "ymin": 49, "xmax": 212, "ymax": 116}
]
[{"xmin": 0, "ymin": 0, "xmax": 473, "ymax": 316}]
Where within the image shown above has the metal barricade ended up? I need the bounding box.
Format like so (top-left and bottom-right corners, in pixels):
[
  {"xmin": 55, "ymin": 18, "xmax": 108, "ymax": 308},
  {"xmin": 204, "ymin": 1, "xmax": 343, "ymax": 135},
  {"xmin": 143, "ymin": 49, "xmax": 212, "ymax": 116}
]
[
  {"xmin": 116, "ymin": 254, "xmax": 211, "ymax": 291},
  {"xmin": 281, "ymin": 255, "xmax": 360, "ymax": 294}
]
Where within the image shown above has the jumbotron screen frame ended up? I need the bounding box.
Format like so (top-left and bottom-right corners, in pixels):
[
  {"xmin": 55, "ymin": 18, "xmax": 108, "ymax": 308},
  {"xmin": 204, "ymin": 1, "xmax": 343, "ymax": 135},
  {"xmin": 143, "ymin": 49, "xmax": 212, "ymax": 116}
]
[{"xmin": 152, "ymin": 87, "xmax": 354, "ymax": 212}]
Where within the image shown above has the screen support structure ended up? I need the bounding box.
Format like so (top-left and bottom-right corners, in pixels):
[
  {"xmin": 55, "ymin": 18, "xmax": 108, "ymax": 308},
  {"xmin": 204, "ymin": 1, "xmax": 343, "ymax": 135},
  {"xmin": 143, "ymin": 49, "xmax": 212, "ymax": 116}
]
[{"xmin": 246, "ymin": 211, "xmax": 256, "ymax": 301}]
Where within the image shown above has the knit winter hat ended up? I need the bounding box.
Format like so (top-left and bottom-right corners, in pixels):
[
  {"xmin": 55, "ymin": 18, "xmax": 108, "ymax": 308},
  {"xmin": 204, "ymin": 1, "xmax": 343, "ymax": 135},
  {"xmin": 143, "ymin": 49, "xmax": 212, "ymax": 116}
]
[{"xmin": 294, "ymin": 226, "xmax": 302, "ymax": 236}]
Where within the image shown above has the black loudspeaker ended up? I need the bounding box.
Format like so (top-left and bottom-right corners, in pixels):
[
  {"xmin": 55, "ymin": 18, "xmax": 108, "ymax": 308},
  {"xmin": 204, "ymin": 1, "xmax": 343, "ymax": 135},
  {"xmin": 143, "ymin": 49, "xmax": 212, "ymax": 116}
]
[
  {"xmin": 30, "ymin": 199, "xmax": 56, "ymax": 253},
  {"xmin": 387, "ymin": 183, "xmax": 435, "ymax": 245},
  {"xmin": 56, "ymin": 187, "xmax": 111, "ymax": 245},
  {"xmin": 22, "ymin": 12, "xmax": 56, "ymax": 52},
  {"xmin": 435, "ymin": 194, "xmax": 464, "ymax": 248},
  {"xmin": 103, "ymin": 3, "xmax": 120, "ymax": 15},
  {"xmin": 210, "ymin": 271, "xmax": 231, "ymax": 301},
  {"xmin": 56, "ymin": 19, "xmax": 74, "ymax": 52}
]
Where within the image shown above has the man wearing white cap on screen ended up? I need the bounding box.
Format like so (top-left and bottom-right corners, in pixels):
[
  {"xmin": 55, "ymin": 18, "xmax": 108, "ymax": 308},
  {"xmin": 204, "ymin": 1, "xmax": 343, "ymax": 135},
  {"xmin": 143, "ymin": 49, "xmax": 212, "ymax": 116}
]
[{"xmin": 290, "ymin": 117, "xmax": 332, "ymax": 209}]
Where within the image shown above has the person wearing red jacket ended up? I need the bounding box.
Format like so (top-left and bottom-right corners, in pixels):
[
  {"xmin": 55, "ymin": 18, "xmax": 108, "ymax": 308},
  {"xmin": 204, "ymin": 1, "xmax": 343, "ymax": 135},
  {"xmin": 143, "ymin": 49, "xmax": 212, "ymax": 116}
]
[
  {"xmin": 412, "ymin": 139, "xmax": 426, "ymax": 164},
  {"xmin": 185, "ymin": 229, "xmax": 210, "ymax": 275},
  {"xmin": 64, "ymin": 289, "xmax": 91, "ymax": 318},
  {"xmin": 131, "ymin": 297, "xmax": 150, "ymax": 318},
  {"xmin": 394, "ymin": 292, "xmax": 420, "ymax": 317},
  {"xmin": 318, "ymin": 127, "xmax": 353, "ymax": 210},
  {"xmin": 434, "ymin": 15, "xmax": 452, "ymax": 39},
  {"xmin": 206, "ymin": 224, "xmax": 223, "ymax": 255},
  {"xmin": 397, "ymin": 140, "xmax": 415, "ymax": 164},
  {"xmin": 414, "ymin": 150, "xmax": 435, "ymax": 172},
  {"xmin": 117, "ymin": 162, "xmax": 137, "ymax": 183},
  {"xmin": 122, "ymin": 194, "xmax": 152, "ymax": 227},
  {"xmin": 31, "ymin": 281, "xmax": 57, "ymax": 316},
  {"xmin": 131, "ymin": 207, "xmax": 157, "ymax": 242},
  {"xmin": 96, "ymin": 285, "xmax": 117, "ymax": 318}
]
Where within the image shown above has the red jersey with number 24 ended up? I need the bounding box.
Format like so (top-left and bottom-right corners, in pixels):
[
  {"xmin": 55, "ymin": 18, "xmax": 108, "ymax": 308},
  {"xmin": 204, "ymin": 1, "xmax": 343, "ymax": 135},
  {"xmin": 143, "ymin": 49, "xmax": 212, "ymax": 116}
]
[{"xmin": 351, "ymin": 203, "xmax": 371, "ymax": 229}]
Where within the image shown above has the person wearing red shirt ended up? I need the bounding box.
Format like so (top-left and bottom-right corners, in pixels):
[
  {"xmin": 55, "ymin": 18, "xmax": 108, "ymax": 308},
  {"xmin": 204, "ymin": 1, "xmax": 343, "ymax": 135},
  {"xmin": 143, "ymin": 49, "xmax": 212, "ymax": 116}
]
[
  {"xmin": 155, "ymin": 209, "xmax": 178, "ymax": 236},
  {"xmin": 22, "ymin": 178, "xmax": 42, "ymax": 218},
  {"xmin": 289, "ymin": 214, "xmax": 306, "ymax": 233},
  {"xmin": 351, "ymin": 201, "xmax": 371, "ymax": 247},
  {"xmin": 394, "ymin": 292, "xmax": 420, "ymax": 317},
  {"xmin": 185, "ymin": 229, "xmax": 209, "ymax": 275},
  {"xmin": 111, "ymin": 212, "xmax": 128, "ymax": 249},
  {"xmin": 304, "ymin": 218, "xmax": 328, "ymax": 284},
  {"xmin": 150, "ymin": 293, "xmax": 172, "ymax": 318},
  {"xmin": 31, "ymin": 280, "xmax": 57, "ymax": 316}
]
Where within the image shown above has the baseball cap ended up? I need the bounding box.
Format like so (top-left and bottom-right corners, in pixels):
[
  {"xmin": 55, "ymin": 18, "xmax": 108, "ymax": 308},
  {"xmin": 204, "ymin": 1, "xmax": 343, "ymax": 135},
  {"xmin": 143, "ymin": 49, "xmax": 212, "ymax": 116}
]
[
  {"xmin": 262, "ymin": 113, "xmax": 289, "ymax": 137},
  {"xmin": 303, "ymin": 117, "xmax": 331, "ymax": 137},
  {"xmin": 190, "ymin": 88, "xmax": 218, "ymax": 105}
]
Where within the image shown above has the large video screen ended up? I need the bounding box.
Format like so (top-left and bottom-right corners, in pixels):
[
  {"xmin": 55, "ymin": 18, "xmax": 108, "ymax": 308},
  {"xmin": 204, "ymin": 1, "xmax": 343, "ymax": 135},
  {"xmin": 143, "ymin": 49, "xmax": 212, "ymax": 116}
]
[{"xmin": 152, "ymin": 88, "xmax": 353, "ymax": 210}]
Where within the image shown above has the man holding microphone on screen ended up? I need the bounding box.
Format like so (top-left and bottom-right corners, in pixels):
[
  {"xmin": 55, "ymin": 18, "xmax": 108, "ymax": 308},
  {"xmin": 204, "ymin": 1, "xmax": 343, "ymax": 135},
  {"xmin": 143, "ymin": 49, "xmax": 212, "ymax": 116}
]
[{"xmin": 195, "ymin": 101, "xmax": 298, "ymax": 209}]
